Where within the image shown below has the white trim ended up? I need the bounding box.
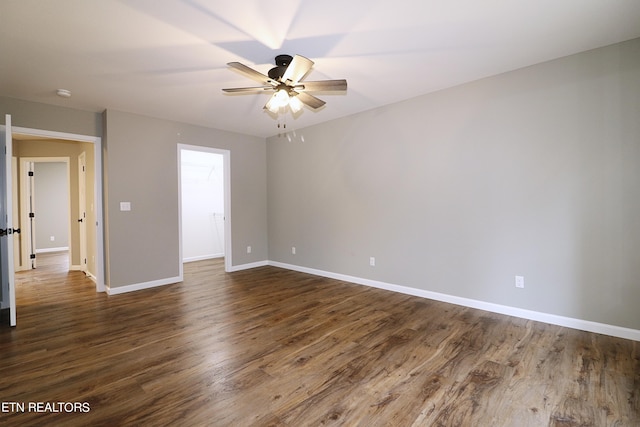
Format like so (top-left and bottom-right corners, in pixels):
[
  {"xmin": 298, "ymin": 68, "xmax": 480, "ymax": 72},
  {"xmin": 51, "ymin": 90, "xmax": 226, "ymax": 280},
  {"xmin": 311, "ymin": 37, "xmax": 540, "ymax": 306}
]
[
  {"xmin": 183, "ymin": 253, "xmax": 224, "ymax": 263},
  {"xmin": 229, "ymin": 260, "xmax": 268, "ymax": 272},
  {"xmin": 8, "ymin": 125, "xmax": 105, "ymax": 293},
  {"xmin": 10, "ymin": 127, "xmax": 98, "ymax": 143},
  {"xmin": 19, "ymin": 159, "xmax": 34, "ymax": 271},
  {"xmin": 267, "ymin": 261, "xmax": 640, "ymax": 342},
  {"xmin": 36, "ymin": 246, "xmax": 69, "ymax": 253},
  {"xmin": 78, "ymin": 151, "xmax": 88, "ymax": 274},
  {"xmin": 105, "ymin": 276, "xmax": 180, "ymax": 295}
]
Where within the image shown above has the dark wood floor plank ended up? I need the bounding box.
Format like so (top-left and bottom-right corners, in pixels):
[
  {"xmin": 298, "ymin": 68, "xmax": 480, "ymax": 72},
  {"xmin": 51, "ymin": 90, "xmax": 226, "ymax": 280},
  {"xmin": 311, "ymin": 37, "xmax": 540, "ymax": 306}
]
[{"xmin": 1, "ymin": 252, "xmax": 638, "ymax": 426}]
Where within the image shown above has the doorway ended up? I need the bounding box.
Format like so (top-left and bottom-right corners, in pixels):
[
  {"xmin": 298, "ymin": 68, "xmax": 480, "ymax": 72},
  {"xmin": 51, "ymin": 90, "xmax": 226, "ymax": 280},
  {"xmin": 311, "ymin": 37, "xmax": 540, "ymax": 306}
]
[
  {"xmin": 19, "ymin": 158, "xmax": 71, "ymax": 270},
  {"xmin": 178, "ymin": 144, "xmax": 231, "ymax": 274},
  {"xmin": 10, "ymin": 127, "xmax": 104, "ymax": 292}
]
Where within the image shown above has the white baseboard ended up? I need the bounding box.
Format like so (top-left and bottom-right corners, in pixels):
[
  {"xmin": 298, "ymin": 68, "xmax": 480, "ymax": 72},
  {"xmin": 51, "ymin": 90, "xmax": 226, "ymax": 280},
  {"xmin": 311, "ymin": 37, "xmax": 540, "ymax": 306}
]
[
  {"xmin": 228, "ymin": 260, "xmax": 268, "ymax": 272},
  {"xmin": 104, "ymin": 260, "xmax": 269, "ymax": 295},
  {"xmin": 106, "ymin": 275, "xmax": 182, "ymax": 295},
  {"xmin": 268, "ymin": 261, "xmax": 640, "ymax": 342},
  {"xmin": 36, "ymin": 247, "xmax": 69, "ymax": 253},
  {"xmin": 183, "ymin": 253, "xmax": 224, "ymax": 263}
]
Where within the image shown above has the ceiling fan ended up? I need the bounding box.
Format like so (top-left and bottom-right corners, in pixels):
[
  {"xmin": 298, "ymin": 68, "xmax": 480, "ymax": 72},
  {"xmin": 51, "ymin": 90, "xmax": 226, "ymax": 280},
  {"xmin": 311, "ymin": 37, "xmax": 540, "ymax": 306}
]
[{"xmin": 222, "ymin": 54, "xmax": 347, "ymax": 114}]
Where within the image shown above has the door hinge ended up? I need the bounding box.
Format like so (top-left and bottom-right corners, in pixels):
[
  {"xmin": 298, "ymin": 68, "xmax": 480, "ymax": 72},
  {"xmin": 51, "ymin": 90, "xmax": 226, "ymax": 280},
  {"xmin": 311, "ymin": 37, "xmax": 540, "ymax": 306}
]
[
  {"xmin": 30, "ymin": 254, "xmax": 36, "ymax": 259},
  {"xmin": 28, "ymin": 171, "xmax": 34, "ymax": 176},
  {"xmin": 29, "ymin": 212, "xmax": 35, "ymax": 218}
]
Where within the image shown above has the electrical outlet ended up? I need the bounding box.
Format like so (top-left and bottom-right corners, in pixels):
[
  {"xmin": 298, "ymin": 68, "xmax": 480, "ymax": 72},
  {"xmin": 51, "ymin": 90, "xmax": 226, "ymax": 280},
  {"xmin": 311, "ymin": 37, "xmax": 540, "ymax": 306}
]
[
  {"xmin": 50, "ymin": 236, "xmax": 55, "ymax": 242},
  {"xmin": 370, "ymin": 257, "xmax": 376, "ymax": 267},
  {"xmin": 292, "ymin": 246, "xmax": 296, "ymax": 255},
  {"xmin": 247, "ymin": 246, "xmax": 251, "ymax": 254},
  {"xmin": 515, "ymin": 275, "xmax": 524, "ymax": 288}
]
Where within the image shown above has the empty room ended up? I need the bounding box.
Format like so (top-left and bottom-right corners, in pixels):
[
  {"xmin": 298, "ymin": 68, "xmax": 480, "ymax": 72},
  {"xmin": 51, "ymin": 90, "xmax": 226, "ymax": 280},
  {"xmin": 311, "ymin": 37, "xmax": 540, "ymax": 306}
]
[{"xmin": 1, "ymin": 1, "xmax": 639, "ymax": 425}]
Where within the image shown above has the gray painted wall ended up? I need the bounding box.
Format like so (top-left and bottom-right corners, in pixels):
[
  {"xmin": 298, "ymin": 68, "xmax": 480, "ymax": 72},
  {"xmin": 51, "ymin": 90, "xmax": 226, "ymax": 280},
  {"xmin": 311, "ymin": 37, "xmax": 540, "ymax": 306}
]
[
  {"xmin": 103, "ymin": 110, "xmax": 267, "ymax": 288},
  {"xmin": 0, "ymin": 96, "xmax": 102, "ymax": 137},
  {"xmin": 266, "ymin": 38, "xmax": 640, "ymax": 330},
  {"xmin": 1, "ymin": 99, "xmax": 267, "ymax": 292}
]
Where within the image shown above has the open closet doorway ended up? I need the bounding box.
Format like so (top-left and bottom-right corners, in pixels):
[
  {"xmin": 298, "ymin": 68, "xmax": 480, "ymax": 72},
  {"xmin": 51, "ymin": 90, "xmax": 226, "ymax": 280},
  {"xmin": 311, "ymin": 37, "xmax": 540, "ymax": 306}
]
[{"xmin": 178, "ymin": 144, "xmax": 231, "ymax": 274}]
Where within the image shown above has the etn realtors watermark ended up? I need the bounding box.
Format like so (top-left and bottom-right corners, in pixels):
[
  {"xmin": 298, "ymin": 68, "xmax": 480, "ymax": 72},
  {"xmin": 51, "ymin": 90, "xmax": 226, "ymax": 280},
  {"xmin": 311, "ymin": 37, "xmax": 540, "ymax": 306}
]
[{"xmin": 2, "ymin": 401, "xmax": 90, "ymax": 413}]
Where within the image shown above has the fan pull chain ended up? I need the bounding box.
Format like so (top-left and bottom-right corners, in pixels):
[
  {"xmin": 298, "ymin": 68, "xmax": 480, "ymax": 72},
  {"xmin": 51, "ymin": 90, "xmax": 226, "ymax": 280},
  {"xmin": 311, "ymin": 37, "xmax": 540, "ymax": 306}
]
[{"xmin": 277, "ymin": 117, "xmax": 287, "ymax": 137}]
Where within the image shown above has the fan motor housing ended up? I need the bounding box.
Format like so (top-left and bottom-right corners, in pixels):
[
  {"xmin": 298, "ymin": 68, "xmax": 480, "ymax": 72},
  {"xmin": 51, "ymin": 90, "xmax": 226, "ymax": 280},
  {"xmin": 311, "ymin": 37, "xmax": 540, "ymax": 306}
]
[{"xmin": 268, "ymin": 54, "xmax": 293, "ymax": 80}]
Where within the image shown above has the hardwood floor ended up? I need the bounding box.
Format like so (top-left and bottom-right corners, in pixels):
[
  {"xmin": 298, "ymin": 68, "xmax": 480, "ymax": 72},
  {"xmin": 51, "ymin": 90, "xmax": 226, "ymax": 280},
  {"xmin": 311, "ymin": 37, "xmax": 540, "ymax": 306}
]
[{"xmin": 1, "ymin": 253, "xmax": 638, "ymax": 426}]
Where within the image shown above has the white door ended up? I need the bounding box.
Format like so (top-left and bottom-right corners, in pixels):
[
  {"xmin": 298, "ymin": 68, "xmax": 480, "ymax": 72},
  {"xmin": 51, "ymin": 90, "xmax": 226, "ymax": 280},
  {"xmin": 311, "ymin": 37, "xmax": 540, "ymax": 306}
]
[
  {"xmin": 78, "ymin": 152, "xmax": 87, "ymax": 273},
  {"xmin": 1, "ymin": 114, "xmax": 16, "ymax": 326}
]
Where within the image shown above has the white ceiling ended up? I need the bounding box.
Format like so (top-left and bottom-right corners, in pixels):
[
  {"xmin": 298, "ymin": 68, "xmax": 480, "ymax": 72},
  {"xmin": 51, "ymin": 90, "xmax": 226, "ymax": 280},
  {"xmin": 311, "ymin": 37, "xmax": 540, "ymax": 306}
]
[{"xmin": 1, "ymin": 0, "xmax": 639, "ymax": 138}]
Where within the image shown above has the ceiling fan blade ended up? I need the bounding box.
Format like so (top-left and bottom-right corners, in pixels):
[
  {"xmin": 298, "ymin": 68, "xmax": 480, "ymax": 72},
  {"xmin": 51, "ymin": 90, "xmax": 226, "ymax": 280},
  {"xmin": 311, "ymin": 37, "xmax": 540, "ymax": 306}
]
[
  {"xmin": 227, "ymin": 62, "xmax": 276, "ymax": 85},
  {"xmin": 281, "ymin": 55, "xmax": 314, "ymax": 85},
  {"xmin": 295, "ymin": 79, "xmax": 347, "ymax": 92},
  {"xmin": 222, "ymin": 86, "xmax": 274, "ymax": 93},
  {"xmin": 293, "ymin": 91, "xmax": 326, "ymax": 109}
]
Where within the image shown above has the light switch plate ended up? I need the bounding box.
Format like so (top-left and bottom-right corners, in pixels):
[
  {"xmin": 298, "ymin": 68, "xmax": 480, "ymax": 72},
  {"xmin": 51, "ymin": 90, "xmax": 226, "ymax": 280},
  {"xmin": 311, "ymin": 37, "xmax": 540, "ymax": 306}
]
[{"xmin": 120, "ymin": 202, "xmax": 131, "ymax": 211}]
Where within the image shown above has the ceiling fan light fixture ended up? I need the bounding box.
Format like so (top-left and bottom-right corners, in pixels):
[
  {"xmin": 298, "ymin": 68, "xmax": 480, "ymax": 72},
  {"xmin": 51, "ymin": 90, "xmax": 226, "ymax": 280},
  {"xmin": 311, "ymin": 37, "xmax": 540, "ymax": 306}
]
[
  {"xmin": 289, "ymin": 96, "xmax": 303, "ymax": 113},
  {"xmin": 265, "ymin": 95, "xmax": 280, "ymax": 114},
  {"xmin": 274, "ymin": 89, "xmax": 290, "ymax": 107}
]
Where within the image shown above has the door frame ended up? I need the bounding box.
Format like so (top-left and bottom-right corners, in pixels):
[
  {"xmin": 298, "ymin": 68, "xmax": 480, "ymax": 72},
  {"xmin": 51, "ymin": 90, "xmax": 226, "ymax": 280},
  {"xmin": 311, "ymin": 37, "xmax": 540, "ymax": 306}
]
[
  {"xmin": 177, "ymin": 144, "xmax": 232, "ymax": 274},
  {"xmin": 19, "ymin": 159, "xmax": 35, "ymax": 271},
  {"xmin": 78, "ymin": 152, "xmax": 87, "ymax": 274},
  {"xmin": 4, "ymin": 125, "xmax": 105, "ymax": 293}
]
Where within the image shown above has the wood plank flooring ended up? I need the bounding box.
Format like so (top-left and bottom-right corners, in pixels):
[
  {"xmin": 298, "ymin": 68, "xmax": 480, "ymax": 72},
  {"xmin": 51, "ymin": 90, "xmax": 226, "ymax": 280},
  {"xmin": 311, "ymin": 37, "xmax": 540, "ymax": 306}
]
[{"xmin": 1, "ymin": 253, "xmax": 638, "ymax": 426}]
